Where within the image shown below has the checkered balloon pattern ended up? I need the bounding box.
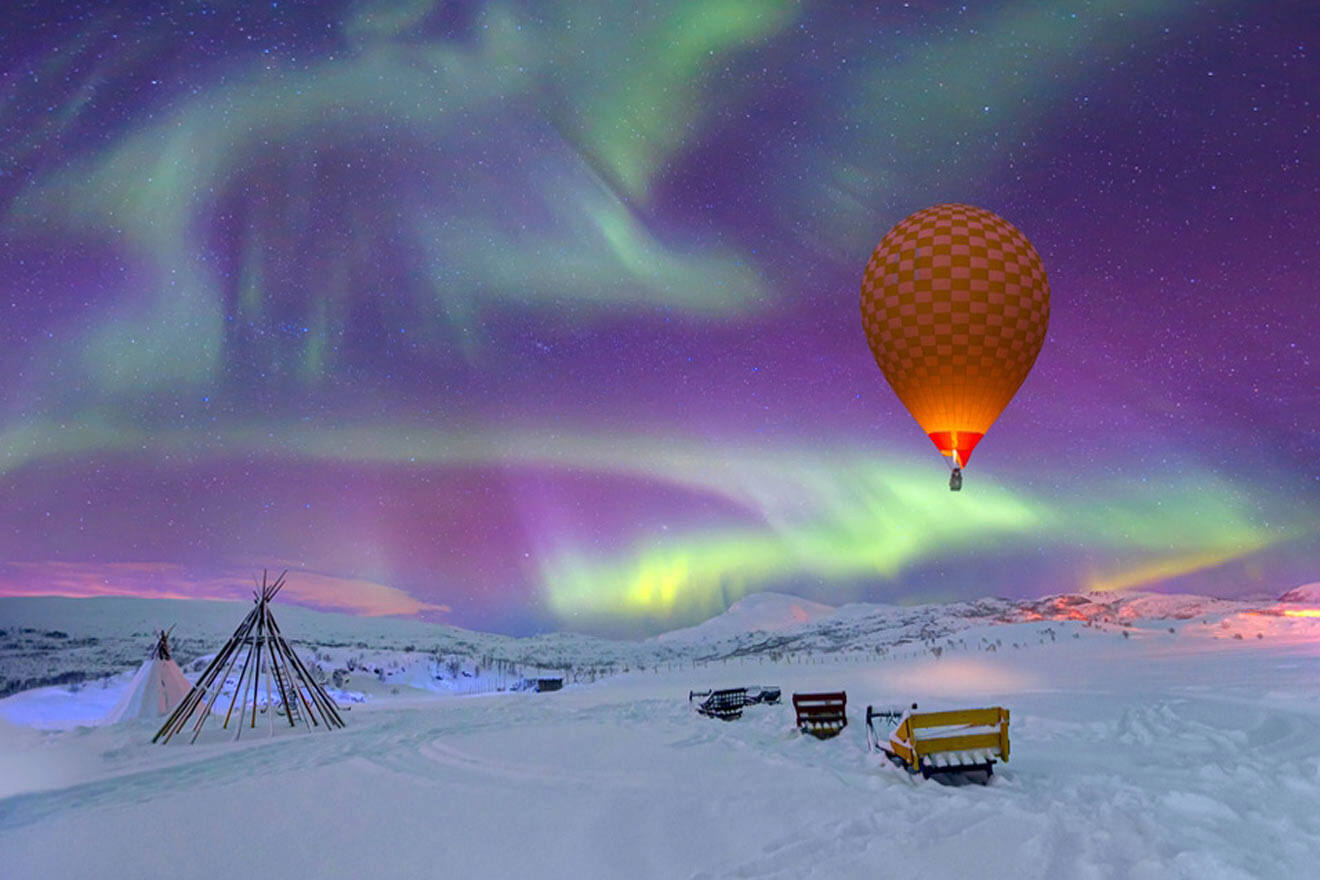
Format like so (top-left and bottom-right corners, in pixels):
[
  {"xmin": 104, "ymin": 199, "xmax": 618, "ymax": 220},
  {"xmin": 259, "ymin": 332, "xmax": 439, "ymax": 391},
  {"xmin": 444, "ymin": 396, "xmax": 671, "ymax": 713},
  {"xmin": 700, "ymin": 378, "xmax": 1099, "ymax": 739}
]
[{"xmin": 859, "ymin": 203, "xmax": 1049, "ymax": 466}]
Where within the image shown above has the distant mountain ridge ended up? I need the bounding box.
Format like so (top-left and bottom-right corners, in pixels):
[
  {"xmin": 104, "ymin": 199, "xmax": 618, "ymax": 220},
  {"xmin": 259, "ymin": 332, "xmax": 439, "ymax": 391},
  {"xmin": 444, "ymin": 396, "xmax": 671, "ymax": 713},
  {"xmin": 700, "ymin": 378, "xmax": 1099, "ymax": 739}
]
[
  {"xmin": 654, "ymin": 592, "xmax": 836, "ymax": 644},
  {"xmin": 1, "ymin": 586, "xmax": 1305, "ymax": 697},
  {"xmin": 1278, "ymin": 582, "xmax": 1320, "ymax": 604}
]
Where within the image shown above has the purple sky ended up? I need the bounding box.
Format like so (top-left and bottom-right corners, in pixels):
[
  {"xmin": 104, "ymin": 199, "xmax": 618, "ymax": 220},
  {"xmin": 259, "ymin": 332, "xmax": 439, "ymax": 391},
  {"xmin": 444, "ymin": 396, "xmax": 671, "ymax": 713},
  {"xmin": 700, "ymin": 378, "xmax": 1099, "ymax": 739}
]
[{"xmin": 0, "ymin": 1, "xmax": 1316, "ymax": 635}]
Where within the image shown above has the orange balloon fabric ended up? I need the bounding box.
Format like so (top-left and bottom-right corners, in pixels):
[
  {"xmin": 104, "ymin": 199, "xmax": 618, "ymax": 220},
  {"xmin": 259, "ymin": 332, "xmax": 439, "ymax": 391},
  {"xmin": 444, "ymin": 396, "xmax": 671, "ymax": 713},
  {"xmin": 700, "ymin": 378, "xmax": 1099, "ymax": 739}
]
[{"xmin": 860, "ymin": 204, "xmax": 1049, "ymax": 467}]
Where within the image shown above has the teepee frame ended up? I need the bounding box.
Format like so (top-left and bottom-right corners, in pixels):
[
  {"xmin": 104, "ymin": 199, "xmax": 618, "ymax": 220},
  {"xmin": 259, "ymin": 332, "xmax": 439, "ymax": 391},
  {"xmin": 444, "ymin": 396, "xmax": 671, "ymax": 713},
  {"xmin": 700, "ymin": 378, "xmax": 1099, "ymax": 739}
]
[
  {"xmin": 153, "ymin": 626, "xmax": 175, "ymax": 660},
  {"xmin": 154, "ymin": 570, "xmax": 345, "ymax": 744}
]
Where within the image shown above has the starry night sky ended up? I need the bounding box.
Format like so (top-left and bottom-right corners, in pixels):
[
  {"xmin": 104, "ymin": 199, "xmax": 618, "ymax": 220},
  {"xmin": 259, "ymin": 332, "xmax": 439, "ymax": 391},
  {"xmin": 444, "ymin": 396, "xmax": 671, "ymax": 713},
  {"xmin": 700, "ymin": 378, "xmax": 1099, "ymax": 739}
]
[{"xmin": 0, "ymin": 0, "xmax": 1315, "ymax": 636}]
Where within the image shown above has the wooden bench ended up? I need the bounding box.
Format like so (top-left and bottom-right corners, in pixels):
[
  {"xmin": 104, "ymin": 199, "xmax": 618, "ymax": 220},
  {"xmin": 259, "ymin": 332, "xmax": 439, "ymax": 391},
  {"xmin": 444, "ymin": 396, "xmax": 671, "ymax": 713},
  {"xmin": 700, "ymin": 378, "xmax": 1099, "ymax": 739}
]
[
  {"xmin": 867, "ymin": 704, "xmax": 1009, "ymax": 780},
  {"xmin": 792, "ymin": 691, "xmax": 847, "ymax": 739}
]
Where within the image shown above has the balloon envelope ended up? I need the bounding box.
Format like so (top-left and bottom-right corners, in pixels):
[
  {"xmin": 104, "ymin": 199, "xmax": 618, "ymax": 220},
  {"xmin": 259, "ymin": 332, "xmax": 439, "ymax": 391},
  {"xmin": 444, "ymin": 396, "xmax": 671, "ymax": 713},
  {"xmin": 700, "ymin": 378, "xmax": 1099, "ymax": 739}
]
[{"xmin": 860, "ymin": 203, "xmax": 1049, "ymax": 467}]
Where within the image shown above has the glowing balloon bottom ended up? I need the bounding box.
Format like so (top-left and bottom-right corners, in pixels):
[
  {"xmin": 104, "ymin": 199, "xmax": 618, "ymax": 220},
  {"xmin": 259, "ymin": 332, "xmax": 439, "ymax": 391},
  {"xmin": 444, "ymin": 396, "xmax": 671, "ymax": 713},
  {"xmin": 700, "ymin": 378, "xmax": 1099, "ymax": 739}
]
[{"xmin": 927, "ymin": 430, "xmax": 984, "ymax": 469}]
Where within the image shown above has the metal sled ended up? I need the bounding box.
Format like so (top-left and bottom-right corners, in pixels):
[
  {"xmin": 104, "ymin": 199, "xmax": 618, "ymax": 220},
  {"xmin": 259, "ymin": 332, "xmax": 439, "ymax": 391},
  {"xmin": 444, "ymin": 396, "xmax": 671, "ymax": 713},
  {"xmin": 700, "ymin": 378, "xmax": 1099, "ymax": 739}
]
[{"xmin": 688, "ymin": 685, "xmax": 781, "ymax": 720}]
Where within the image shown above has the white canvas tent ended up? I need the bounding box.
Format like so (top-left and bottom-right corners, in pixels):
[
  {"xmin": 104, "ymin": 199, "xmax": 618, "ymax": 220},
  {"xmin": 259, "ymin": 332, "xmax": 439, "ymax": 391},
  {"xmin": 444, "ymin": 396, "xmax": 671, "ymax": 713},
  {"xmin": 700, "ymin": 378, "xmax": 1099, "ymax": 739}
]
[{"xmin": 104, "ymin": 629, "xmax": 193, "ymax": 724}]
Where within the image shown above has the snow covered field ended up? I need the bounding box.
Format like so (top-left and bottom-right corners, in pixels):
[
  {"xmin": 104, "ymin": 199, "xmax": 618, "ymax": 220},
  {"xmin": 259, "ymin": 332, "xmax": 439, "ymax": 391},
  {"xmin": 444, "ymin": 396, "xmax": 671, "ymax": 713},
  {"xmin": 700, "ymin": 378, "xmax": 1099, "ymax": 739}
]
[{"xmin": 2, "ymin": 592, "xmax": 1320, "ymax": 879}]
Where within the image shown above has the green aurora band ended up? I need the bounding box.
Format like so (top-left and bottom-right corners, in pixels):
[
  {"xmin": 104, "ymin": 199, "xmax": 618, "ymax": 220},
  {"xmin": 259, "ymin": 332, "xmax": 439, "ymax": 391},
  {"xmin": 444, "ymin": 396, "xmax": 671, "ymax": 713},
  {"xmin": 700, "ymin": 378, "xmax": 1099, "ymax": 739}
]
[{"xmin": 0, "ymin": 417, "xmax": 1305, "ymax": 626}]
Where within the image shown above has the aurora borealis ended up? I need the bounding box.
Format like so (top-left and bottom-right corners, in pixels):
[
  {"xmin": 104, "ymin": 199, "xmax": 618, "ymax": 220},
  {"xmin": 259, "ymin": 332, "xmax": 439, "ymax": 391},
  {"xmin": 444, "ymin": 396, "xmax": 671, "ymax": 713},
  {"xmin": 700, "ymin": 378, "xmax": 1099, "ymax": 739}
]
[{"xmin": 1, "ymin": 1, "xmax": 1315, "ymax": 635}]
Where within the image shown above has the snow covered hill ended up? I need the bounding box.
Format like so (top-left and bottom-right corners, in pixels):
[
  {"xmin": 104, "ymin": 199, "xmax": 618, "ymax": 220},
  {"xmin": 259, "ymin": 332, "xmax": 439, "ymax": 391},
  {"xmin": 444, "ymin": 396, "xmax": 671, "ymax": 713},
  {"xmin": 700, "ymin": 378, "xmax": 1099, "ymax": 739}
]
[
  {"xmin": 2, "ymin": 586, "xmax": 1312, "ymax": 732},
  {"xmin": 0, "ymin": 588, "xmax": 1303, "ymax": 704},
  {"xmin": 654, "ymin": 591, "xmax": 837, "ymax": 644},
  {"xmin": 1, "ymin": 585, "xmax": 1319, "ymax": 879},
  {"xmin": 0, "ymin": 595, "xmax": 661, "ymax": 700},
  {"xmin": 1278, "ymin": 581, "xmax": 1320, "ymax": 604}
]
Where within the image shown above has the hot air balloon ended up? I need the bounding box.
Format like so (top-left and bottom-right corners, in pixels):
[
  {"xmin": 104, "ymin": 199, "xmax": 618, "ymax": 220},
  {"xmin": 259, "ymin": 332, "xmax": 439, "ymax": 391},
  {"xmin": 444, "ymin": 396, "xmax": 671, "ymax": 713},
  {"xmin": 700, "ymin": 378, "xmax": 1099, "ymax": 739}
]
[{"xmin": 860, "ymin": 204, "xmax": 1049, "ymax": 490}]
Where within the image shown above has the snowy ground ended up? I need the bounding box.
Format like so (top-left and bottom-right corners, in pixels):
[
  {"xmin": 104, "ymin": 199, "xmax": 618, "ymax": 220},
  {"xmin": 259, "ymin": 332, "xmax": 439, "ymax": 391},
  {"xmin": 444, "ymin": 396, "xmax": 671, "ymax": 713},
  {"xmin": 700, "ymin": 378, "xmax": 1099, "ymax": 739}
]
[{"xmin": 2, "ymin": 597, "xmax": 1320, "ymax": 878}]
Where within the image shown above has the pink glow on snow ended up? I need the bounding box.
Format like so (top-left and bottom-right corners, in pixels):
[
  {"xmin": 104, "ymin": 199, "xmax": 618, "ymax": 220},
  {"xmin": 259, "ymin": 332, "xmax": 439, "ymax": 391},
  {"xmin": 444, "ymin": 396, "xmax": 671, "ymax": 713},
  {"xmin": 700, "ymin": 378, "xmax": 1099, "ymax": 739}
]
[{"xmin": 863, "ymin": 657, "xmax": 1041, "ymax": 699}]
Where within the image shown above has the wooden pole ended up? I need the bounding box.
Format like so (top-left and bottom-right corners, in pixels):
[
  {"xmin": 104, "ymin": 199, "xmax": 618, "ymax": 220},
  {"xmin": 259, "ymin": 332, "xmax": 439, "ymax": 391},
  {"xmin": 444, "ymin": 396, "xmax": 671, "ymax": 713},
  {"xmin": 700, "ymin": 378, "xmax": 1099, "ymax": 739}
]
[
  {"xmin": 282, "ymin": 633, "xmax": 338, "ymax": 727},
  {"xmin": 247, "ymin": 596, "xmax": 266, "ymax": 731},
  {"xmin": 216, "ymin": 611, "xmax": 260, "ymax": 732},
  {"xmin": 155, "ymin": 605, "xmax": 257, "ymax": 743},
  {"xmin": 274, "ymin": 638, "xmax": 320, "ymax": 729},
  {"xmin": 224, "ymin": 634, "xmax": 255, "ymax": 734},
  {"xmin": 264, "ymin": 604, "xmax": 276, "ymax": 735},
  {"xmin": 173, "ymin": 606, "xmax": 257, "ymax": 743},
  {"xmin": 266, "ymin": 612, "xmax": 344, "ymax": 728},
  {"xmin": 267, "ymin": 630, "xmax": 299, "ymax": 729},
  {"xmin": 185, "ymin": 616, "xmax": 253, "ymax": 743}
]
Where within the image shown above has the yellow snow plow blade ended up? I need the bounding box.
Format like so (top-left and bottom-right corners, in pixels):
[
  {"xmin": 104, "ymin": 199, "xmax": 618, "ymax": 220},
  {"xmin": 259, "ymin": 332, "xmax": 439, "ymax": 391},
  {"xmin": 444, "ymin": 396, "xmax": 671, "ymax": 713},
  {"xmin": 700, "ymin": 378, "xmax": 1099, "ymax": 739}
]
[{"xmin": 868, "ymin": 705, "xmax": 1010, "ymax": 780}]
